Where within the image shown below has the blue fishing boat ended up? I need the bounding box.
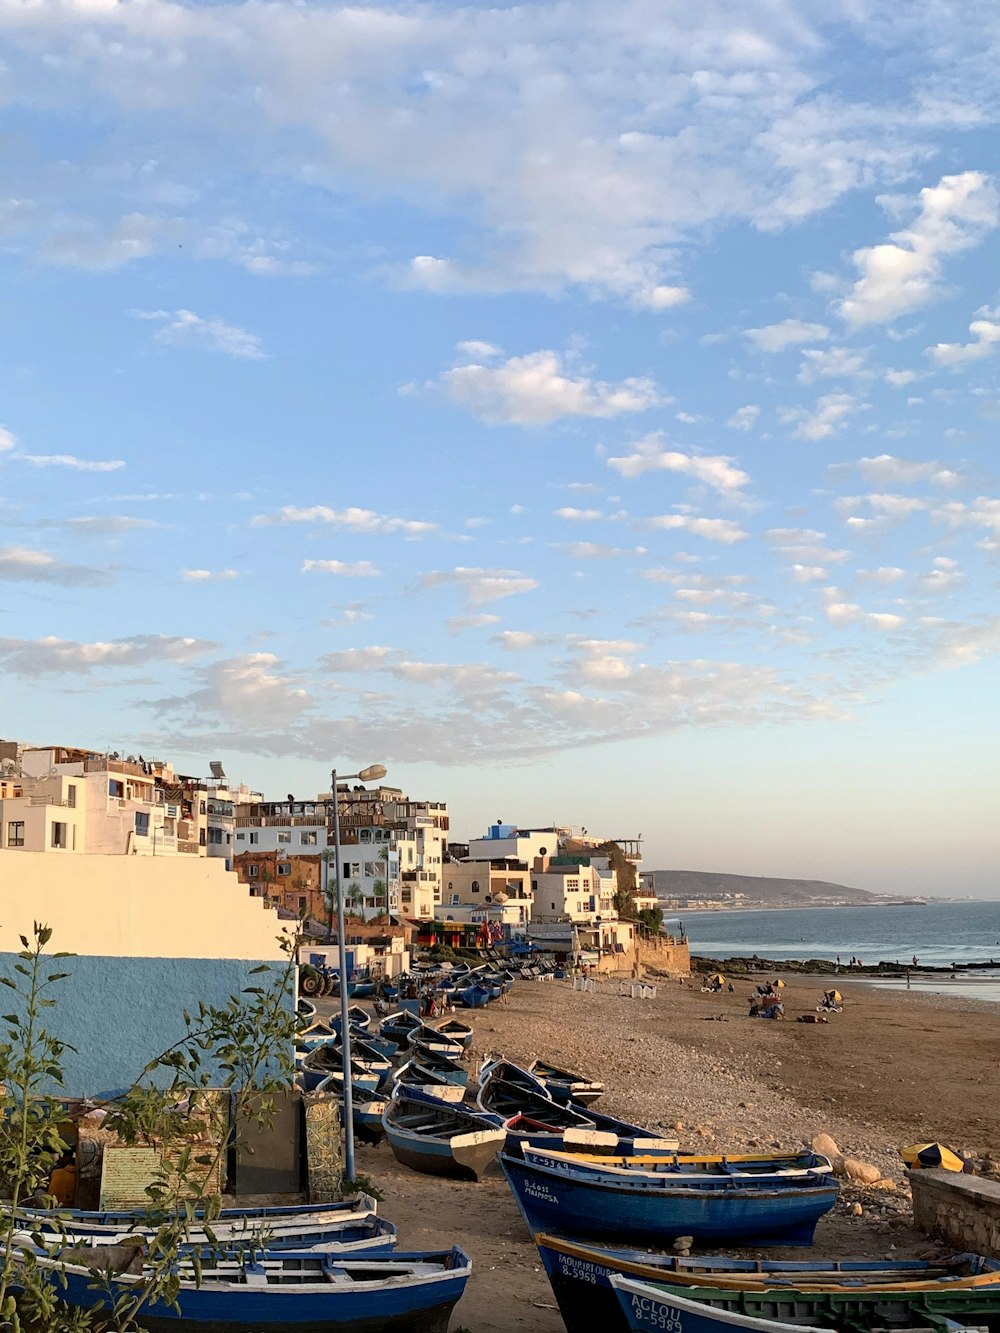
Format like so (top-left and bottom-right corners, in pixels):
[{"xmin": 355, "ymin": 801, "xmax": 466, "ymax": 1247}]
[
  {"xmin": 392, "ymin": 1059, "xmax": 466, "ymax": 1104},
  {"xmin": 382, "ymin": 1092, "xmax": 506, "ymax": 1182},
  {"xmin": 15, "ymin": 1198, "xmax": 385, "ymax": 1250},
  {"xmin": 315, "ymin": 1076, "xmax": 391, "ymax": 1143},
  {"xmin": 406, "ymin": 1025, "xmax": 465, "ymax": 1061},
  {"xmin": 409, "ymin": 1043, "xmax": 469, "ymax": 1086},
  {"xmin": 529, "ymin": 1058, "xmax": 605, "ymax": 1106},
  {"xmin": 380, "ymin": 1009, "xmax": 423, "ymax": 1045},
  {"xmin": 609, "ymin": 1271, "xmax": 1000, "ymax": 1333},
  {"xmin": 352, "ymin": 979, "xmax": 376, "ymax": 999},
  {"xmin": 520, "ymin": 1146, "xmax": 834, "ymax": 1189},
  {"xmin": 457, "ymin": 983, "xmax": 491, "ymax": 1008},
  {"xmin": 476, "ymin": 1058, "xmax": 549, "ymax": 1103},
  {"xmin": 300, "ymin": 1044, "xmax": 383, "ymax": 1094},
  {"xmin": 297, "ymin": 1019, "xmax": 338, "ymax": 1051},
  {"xmin": 330, "ymin": 1005, "xmax": 372, "ymax": 1035},
  {"xmin": 506, "ymin": 1122, "xmax": 680, "ymax": 1158},
  {"xmin": 34, "ymin": 1245, "xmax": 472, "ymax": 1332},
  {"xmin": 500, "ymin": 1151, "xmax": 838, "ymax": 1246},
  {"xmin": 535, "ymin": 1231, "xmax": 1000, "ymax": 1333},
  {"xmin": 429, "ymin": 1018, "xmax": 474, "ymax": 1049}
]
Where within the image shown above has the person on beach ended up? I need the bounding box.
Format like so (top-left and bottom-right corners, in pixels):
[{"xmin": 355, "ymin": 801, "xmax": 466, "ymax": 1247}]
[{"xmin": 499, "ymin": 981, "xmax": 509, "ymax": 1006}]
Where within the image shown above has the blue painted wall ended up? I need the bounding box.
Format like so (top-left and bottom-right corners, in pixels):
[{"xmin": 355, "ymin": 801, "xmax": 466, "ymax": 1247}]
[{"xmin": 0, "ymin": 954, "xmax": 292, "ymax": 1099}]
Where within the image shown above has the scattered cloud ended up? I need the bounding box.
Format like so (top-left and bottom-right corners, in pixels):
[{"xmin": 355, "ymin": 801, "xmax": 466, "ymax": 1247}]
[
  {"xmin": 782, "ymin": 392, "xmax": 865, "ymax": 440},
  {"xmin": 744, "ymin": 320, "xmax": 830, "ymax": 352},
  {"xmin": 559, "ymin": 542, "xmax": 647, "ymax": 559},
  {"xmin": 797, "ymin": 347, "xmax": 870, "ymax": 383},
  {"xmin": 301, "ymin": 560, "xmax": 381, "ymax": 577},
  {"xmin": 929, "ymin": 312, "xmax": 1000, "ymax": 367},
  {"xmin": 18, "ymin": 454, "xmax": 125, "ymax": 472},
  {"xmin": 607, "ymin": 433, "xmax": 749, "ymax": 493},
  {"xmin": 554, "ymin": 507, "xmax": 603, "ymax": 522},
  {"xmin": 648, "ymin": 515, "xmax": 748, "ymax": 544},
  {"xmin": 319, "ymin": 647, "xmax": 396, "ymax": 672},
  {"xmin": 438, "ymin": 348, "xmax": 660, "ymax": 425},
  {"xmin": 182, "ymin": 568, "xmax": 240, "ymax": 582},
  {"xmin": 0, "ymin": 546, "xmax": 110, "ymax": 587},
  {"xmin": 419, "ymin": 566, "xmax": 538, "ymax": 607},
  {"xmin": 252, "ymin": 506, "xmax": 437, "ymax": 537},
  {"xmin": 134, "ymin": 309, "xmax": 266, "ymax": 360},
  {"xmin": 0, "ymin": 633, "xmax": 216, "ymax": 675},
  {"xmin": 448, "ymin": 613, "xmax": 502, "ymax": 634},
  {"xmin": 839, "ymin": 172, "xmax": 998, "ymax": 327},
  {"xmin": 727, "ymin": 405, "xmax": 760, "ymax": 432}
]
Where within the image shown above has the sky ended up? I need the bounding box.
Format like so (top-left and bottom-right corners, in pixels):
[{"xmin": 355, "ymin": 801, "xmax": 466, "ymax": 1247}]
[{"xmin": 1, "ymin": 0, "xmax": 999, "ymax": 897}]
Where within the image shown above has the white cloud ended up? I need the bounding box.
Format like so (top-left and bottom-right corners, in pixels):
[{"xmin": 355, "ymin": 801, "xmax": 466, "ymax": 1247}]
[
  {"xmin": 560, "ymin": 542, "xmax": 647, "ymax": 559},
  {"xmin": 135, "ymin": 308, "xmax": 266, "ymax": 360},
  {"xmin": 765, "ymin": 528, "xmax": 849, "ymax": 565},
  {"xmin": 918, "ymin": 556, "xmax": 964, "ymax": 594},
  {"xmin": 607, "ymin": 433, "xmax": 749, "ymax": 493},
  {"xmin": 929, "ymin": 316, "xmax": 1000, "ymax": 367},
  {"xmin": 839, "ymin": 171, "xmax": 999, "ymax": 327},
  {"xmin": 858, "ymin": 566, "xmax": 905, "ymax": 584},
  {"xmin": 822, "ymin": 589, "xmax": 904, "ymax": 631},
  {"xmin": 301, "ymin": 559, "xmax": 381, "ymax": 577},
  {"xmin": 419, "ymin": 566, "xmax": 538, "ymax": 607},
  {"xmin": 783, "ymin": 392, "xmax": 864, "ymax": 440},
  {"xmin": 0, "ymin": 546, "xmax": 109, "ymax": 586},
  {"xmin": 18, "ymin": 453, "xmax": 125, "ymax": 472},
  {"xmin": 851, "ymin": 454, "xmax": 962, "ymax": 487},
  {"xmin": 797, "ymin": 347, "xmax": 870, "ymax": 383},
  {"xmin": 252, "ymin": 506, "xmax": 437, "ymax": 537},
  {"xmin": 554, "ymin": 507, "xmax": 603, "ymax": 521},
  {"xmin": 175, "ymin": 653, "xmax": 311, "ymax": 726},
  {"xmin": 438, "ymin": 349, "xmax": 660, "ymax": 425},
  {"xmin": 43, "ymin": 212, "xmax": 165, "ymax": 270},
  {"xmin": 648, "ymin": 515, "xmax": 748, "ymax": 543},
  {"xmin": 56, "ymin": 516, "xmax": 157, "ymax": 536},
  {"xmin": 790, "ymin": 564, "xmax": 827, "ymax": 583},
  {"xmin": 0, "ymin": 633, "xmax": 215, "ymax": 675},
  {"xmin": 182, "ymin": 568, "xmax": 240, "ymax": 582},
  {"xmin": 0, "ymin": 427, "xmax": 16, "ymax": 453},
  {"xmin": 319, "ymin": 647, "xmax": 396, "ymax": 672},
  {"xmin": 455, "ymin": 340, "xmax": 502, "ymax": 360},
  {"xmin": 727, "ymin": 405, "xmax": 760, "ymax": 432},
  {"xmin": 632, "ymin": 285, "xmax": 691, "ymax": 311},
  {"xmin": 492, "ymin": 631, "xmax": 544, "ymax": 651},
  {"xmin": 448, "ymin": 613, "xmax": 502, "ymax": 634},
  {"xmin": 885, "ymin": 368, "xmax": 920, "ymax": 387},
  {"xmin": 744, "ymin": 320, "xmax": 829, "ymax": 352}
]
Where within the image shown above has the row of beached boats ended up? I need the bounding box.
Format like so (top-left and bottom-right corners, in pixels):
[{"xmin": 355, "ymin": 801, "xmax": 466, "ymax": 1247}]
[
  {"xmin": 304, "ymin": 997, "xmax": 1000, "ymax": 1333},
  {"xmin": 2, "ymin": 1195, "xmax": 471, "ymax": 1331}
]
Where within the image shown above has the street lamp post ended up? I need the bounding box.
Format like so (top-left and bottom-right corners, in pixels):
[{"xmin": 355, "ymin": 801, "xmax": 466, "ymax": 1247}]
[{"xmin": 330, "ymin": 761, "xmax": 387, "ymax": 1184}]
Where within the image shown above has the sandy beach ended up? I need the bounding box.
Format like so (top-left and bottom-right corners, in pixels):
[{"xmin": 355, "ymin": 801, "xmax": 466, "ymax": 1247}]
[{"xmin": 348, "ymin": 972, "xmax": 1000, "ymax": 1333}]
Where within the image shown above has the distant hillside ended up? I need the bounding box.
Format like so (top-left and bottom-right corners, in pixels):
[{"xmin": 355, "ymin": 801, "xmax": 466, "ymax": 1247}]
[{"xmin": 647, "ymin": 869, "xmax": 878, "ymax": 906}]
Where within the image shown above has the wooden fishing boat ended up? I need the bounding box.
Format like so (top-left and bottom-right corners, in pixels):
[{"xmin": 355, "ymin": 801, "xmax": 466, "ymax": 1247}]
[
  {"xmin": 300, "ymin": 1045, "xmax": 383, "ymax": 1094},
  {"xmin": 15, "ymin": 1198, "xmax": 384, "ymax": 1250},
  {"xmin": 507, "ymin": 1124, "xmax": 681, "ymax": 1158},
  {"xmin": 382, "ymin": 1093, "xmax": 506, "ymax": 1182},
  {"xmin": 476, "ymin": 1076, "xmax": 585, "ymax": 1125},
  {"xmin": 409, "ymin": 1043, "xmax": 469, "ymax": 1086},
  {"xmin": 297, "ymin": 998, "xmax": 318, "ymax": 1024},
  {"xmin": 430, "ymin": 1018, "xmax": 474, "ymax": 1049},
  {"xmin": 520, "ymin": 1146, "xmax": 834, "ymax": 1188},
  {"xmin": 457, "ymin": 983, "xmax": 491, "ymax": 1008},
  {"xmin": 380, "ymin": 1009, "xmax": 423, "ymax": 1045},
  {"xmin": 392, "ymin": 1059, "xmax": 466, "ymax": 1105},
  {"xmin": 32, "ymin": 1244, "xmax": 473, "ymax": 1332},
  {"xmin": 609, "ymin": 1271, "xmax": 1000, "ymax": 1333},
  {"xmin": 534, "ymin": 1230, "xmax": 1000, "ymax": 1333},
  {"xmin": 406, "ymin": 1025, "xmax": 465, "ymax": 1061},
  {"xmin": 477, "ymin": 1058, "xmax": 549, "ymax": 1100},
  {"xmin": 297, "ymin": 1019, "xmax": 338, "ymax": 1051},
  {"xmin": 352, "ymin": 980, "xmax": 376, "ymax": 999},
  {"xmin": 330, "ymin": 1005, "xmax": 372, "ymax": 1034},
  {"xmin": 529, "ymin": 1058, "xmax": 605, "ymax": 1106},
  {"xmin": 315, "ymin": 1077, "xmax": 391, "ymax": 1143},
  {"xmin": 500, "ymin": 1152, "xmax": 838, "ymax": 1247}
]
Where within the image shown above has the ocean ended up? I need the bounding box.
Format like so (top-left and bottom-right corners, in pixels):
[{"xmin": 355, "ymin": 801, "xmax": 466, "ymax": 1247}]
[{"xmin": 662, "ymin": 899, "xmax": 1000, "ymax": 1001}]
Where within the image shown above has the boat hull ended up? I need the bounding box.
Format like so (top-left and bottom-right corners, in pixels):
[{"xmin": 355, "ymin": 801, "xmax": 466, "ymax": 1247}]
[
  {"xmin": 384, "ymin": 1127, "xmax": 505, "ymax": 1183},
  {"xmin": 535, "ymin": 1234, "xmax": 1000, "ymax": 1333},
  {"xmin": 50, "ymin": 1251, "xmax": 471, "ymax": 1333},
  {"xmin": 500, "ymin": 1154, "xmax": 837, "ymax": 1246}
]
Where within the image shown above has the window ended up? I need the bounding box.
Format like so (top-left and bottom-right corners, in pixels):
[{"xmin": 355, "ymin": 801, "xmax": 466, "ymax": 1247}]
[
  {"xmin": 51, "ymin": 822, "xmax": 68, "ymax": 849},
  {"xmin": 7, "ymin": 821, "xmax": 24, "ymax": 848},
  {"xmin": 248, "ymin": 864, "xmax": 259, "ymax": 878},
  {"xmin": 236, "ymin": 832, "xmax": 245, "ymax": 841},
  {"xmin": 301, "ymin": 831, "xmax": 317, "ymax": 845},
  {"xmin": 278, "ymin": 863, "xmax": 291, "ymax": 877},
  {"xmin": 277, "ymin": 831, "xmax": 291, "ymax": 844},
  {"xmin": 249, "ymin": 832, "xmax": 259, "ymax": 845},
  {"xmin": 66, "ymin": 784, "xmax": 76, "ymax": 808},
  {"xmin": 451, "ymin": 894, "xmax": 460, "ymax": 905},
  {"xmin": 134, "ymin": 812, "xmax": 150, "ymax": 837},
  {"xmin": 199, "ymin": 828, "xmax": 206, "ymax": 846},
  {"xmin": 471, "ymin": 880, "xmax": 480, "ymax": 893},
  {"xmin": 298, "ymin": 896, "xmax": 307, "ymax": 913},
  {"xmin": 200, "ymin": 800, "xmax": 206, "ymax": 815},
  {"xmin": 109, "ymin": 779, "xmax": 124, "ymax": 798},
  {"xmin": 209, "ymin": 828, "xmax": 223, "ymax": 845}
]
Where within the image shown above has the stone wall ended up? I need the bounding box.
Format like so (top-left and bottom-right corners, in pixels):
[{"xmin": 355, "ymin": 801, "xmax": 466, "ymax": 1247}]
[
  {"xmin": 638, "ymin": 935, "xmax": 691, "ymax": 977},
  {"xmin": 910, "ymin": 1168, "xmax": 1000, "ymax": 1258}
]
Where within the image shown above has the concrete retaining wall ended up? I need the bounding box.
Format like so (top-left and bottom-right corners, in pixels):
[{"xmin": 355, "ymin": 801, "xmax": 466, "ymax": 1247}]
[{"xmin": 910, "ymin": 1168, "xmax": 1000, "ymax": 1258}]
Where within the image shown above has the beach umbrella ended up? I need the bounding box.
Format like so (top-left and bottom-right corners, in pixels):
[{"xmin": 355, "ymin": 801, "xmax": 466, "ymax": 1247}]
[
  {"xmin": 773, "ymin": 978, "xmax": 786, "ymax": 988},
  {"xmin": 900, "ymin": 1142, "xmax": 965, "ymax": 1172},
  {"xmin": 824, "ymin": 989, "xmax": 843, "ymax": 1004},
  {"xmin": 708, "ymin": 973, "xmax": 726, "ymax": 986}
]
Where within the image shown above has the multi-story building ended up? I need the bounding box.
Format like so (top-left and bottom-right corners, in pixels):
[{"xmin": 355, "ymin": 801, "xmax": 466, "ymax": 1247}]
[
  {"xmin": 530, "ymin": 855, "xmax": 618, "ymax": 923},
  {"xmin": 441, "ymin": 857, "xmax": 533, "ymax": 926}
]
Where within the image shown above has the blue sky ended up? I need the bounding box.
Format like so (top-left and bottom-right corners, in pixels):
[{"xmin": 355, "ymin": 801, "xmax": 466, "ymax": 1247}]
[{"xmin": 2, "ymin": 0, "xmax": 999, "ymax": 895}]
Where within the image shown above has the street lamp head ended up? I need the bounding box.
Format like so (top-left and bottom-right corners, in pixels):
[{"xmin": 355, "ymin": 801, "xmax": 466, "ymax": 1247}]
[{"xmin": 357, "ymin": 763, "xmax": 387, "ymax": 782}]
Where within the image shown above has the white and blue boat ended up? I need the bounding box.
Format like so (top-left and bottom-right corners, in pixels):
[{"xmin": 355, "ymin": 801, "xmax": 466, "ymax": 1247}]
[
  {"xmin": 500, "ymin": 1150, "xmax": 838, "ymax": 1246},
  {"xmin": 380, "ymin": 1010, "xmax": 423, "ymax": 1046},
  {"xmin": 529, "ymin": 1058, "xmax": 604, "ymax": 1106},
  {"xmin": 14, "ymin": 1198, "xmax": 385, "ymax": 1251},
  {"xmin": 519, "ymin": 1145, "xmax": 834, "ymax": 1190},
  {"xmin": 608, "ymin": 1270, "xmax": 1000, "ymax": 1333},
  {"xmin": 535, "ymin": 1233, "xmax": 1000, "ymax": 1333},
  {"xmin": 34, "ymin": 1244, "xmax": 472, "ymax": 1332},
  {"xmin": 428, "ymin": 1018, "xmax": 473, "ymax": 1050},
  {"xmin": 457, "ymin": 983, "xmax": 491, "ymax": 1008},
  {"xmin": 405, "ymin": 1025, "xmax": 465, "ymax": 1061},
  {"xmin": 382, "ymin": 1091, "xmax": 506, "ymax": 1182},
  {"xmin": 409, "ymin": 1043, "xmax": 468, "ymax": 1087},
  {"xmin": 392, "ymin": 1059, "xmax": 467, "ymax": 1105}
]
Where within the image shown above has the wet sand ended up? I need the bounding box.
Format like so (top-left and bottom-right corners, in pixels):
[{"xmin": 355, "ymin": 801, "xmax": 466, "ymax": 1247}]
[{"xmin": 345, "ymin": 973, "xmax": 1000, "ymax": 1332}]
